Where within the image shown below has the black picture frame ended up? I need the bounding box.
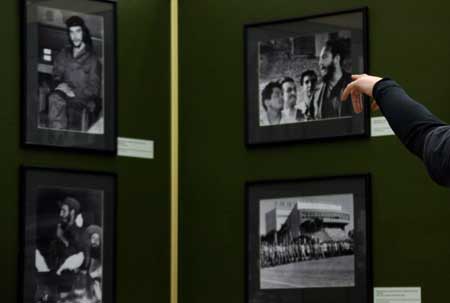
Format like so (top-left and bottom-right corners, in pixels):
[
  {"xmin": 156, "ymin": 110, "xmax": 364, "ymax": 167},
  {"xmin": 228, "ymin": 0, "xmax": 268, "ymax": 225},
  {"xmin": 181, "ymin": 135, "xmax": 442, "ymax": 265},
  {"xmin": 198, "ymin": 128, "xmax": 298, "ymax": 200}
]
[
  {"xmin": 21, "ymin": 0, "xmax": 118, "ymax": 153},
  {"xmin": 19, "ymin": 166, "xmax": 117, "ymax": 303},
  {"xmin": 246, "ymin": 174, "xmax": 372, "ymax": 303},
  {"xmin": 244, "ymin": 8, "xmax": 369, "ymax": 146}
]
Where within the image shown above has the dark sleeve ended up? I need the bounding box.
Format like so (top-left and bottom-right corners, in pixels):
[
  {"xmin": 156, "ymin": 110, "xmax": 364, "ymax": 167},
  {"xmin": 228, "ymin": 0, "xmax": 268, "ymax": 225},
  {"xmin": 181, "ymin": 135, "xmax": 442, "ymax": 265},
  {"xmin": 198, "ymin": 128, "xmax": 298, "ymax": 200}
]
[
  {"xmin": 66, "ymin": 226, "xmax": 84, "ymax": 252},
  {"xmin": 53, "ymin": 50, "xmax": 65, "ymax": 84},
  {"xmin": 73, "ymin": 56, "xmax": 101, "ymax": 100},
  {"xmin": 373, "ymin": 79, "xmax": 450, "ymax": 186},
  {"xmin": 422, "ymin": 126, "xmax": 450, "ymax": 186}
]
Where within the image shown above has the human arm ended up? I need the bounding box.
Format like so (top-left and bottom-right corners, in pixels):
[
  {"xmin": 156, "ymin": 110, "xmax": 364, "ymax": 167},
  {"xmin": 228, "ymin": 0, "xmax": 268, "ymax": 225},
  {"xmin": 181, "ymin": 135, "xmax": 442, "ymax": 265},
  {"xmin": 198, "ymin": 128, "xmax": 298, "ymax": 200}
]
[
  {"xmin": 342, "ymin": 74, "xmax": 450, "ymax": 186},
  {"xmin": 52, "ymin": 50, "xmax": 66, "ymax": 85},
  {"xmin": 53, "ymin": 50, "xmax": 76, "ymax": 97},
  {"xmin": 35, "ymin": 249, "xmax": 50, "ymax": 272},
  {"xmin": 72, "ymin": 57, "xmax": 101, "ymax": 101},
  {"xmin": 90, "ymin": 264, "xmax": 102, "ymax": 279},
  {"xmin": 56, "ymin": 224, "xmax": 70, "ymax": 247},
  {"xmin": 53, "ymin": 50, "xmax": 100, "ymax": 104},
  {"xmin": 56, "ymin": 252, "xmax": 85, "ymax": 275}
]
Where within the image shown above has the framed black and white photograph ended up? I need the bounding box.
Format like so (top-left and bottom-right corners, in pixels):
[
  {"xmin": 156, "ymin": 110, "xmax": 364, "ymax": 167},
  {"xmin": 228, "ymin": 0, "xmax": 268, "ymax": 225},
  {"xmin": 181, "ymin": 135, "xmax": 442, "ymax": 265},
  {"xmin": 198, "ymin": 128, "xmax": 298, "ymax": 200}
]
[
  {"xmin": 21, "ymin": 0, "xmax": 117, "ymax": 152},
  {"xmin": 20, "ymin": 166, "xmax": 116, "ymax": 303},
  {"xmin": 246, "ymin": 175, "xmax": 371, "ymax": 303},
  {"xmin": 245, "ymin": 8, "xmax": 369, "ymax": 146}
]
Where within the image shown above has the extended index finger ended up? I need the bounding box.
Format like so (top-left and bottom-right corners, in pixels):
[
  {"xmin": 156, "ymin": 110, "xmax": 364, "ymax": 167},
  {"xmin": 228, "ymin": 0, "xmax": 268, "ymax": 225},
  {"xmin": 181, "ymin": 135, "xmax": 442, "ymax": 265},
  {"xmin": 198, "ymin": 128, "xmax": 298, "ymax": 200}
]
[
  {"xmin": 351, "ymin": 74, "xmax": 366, "ymax": 80},
  {"xmin": 341, "ymin": 80, "xmax": 357, "ymax": 101}
]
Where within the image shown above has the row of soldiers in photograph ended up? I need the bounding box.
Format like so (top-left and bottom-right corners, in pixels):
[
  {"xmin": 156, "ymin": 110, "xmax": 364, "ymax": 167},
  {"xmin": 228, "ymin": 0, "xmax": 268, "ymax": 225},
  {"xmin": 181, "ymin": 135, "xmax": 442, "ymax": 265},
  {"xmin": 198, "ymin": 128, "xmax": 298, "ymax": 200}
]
[
  {"xmin": 259, "ymin": 38, "xmax": 354, "ymax": 126},
  {"xmin": 260, "ymin": 237, "xmax": 354, "ymax": 268}
]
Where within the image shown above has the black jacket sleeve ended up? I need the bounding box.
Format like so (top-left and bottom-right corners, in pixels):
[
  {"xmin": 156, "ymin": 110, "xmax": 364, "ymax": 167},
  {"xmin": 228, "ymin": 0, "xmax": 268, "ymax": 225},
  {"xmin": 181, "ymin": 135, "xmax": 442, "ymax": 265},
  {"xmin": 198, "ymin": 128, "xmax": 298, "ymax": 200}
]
[{"xmin": 373, "ymin": 79, "xmax": 450, "ymax": 186}]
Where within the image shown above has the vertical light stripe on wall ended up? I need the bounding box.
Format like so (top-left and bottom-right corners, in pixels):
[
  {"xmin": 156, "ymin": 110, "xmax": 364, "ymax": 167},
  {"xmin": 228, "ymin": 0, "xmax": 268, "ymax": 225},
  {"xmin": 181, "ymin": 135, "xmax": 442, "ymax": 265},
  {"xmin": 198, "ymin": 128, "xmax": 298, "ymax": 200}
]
[{"xmin": 170, "ymin": 0, "xmax": 179, "ymax": 303}]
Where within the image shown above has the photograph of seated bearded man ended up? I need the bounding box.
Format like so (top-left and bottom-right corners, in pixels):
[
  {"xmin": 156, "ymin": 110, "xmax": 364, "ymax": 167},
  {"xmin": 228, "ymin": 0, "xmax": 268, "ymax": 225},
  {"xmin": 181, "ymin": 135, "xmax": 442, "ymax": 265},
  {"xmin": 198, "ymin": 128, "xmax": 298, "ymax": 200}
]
[{"xmin": 43, "ymin": 15, "xmax": 102, "ymax": 133}]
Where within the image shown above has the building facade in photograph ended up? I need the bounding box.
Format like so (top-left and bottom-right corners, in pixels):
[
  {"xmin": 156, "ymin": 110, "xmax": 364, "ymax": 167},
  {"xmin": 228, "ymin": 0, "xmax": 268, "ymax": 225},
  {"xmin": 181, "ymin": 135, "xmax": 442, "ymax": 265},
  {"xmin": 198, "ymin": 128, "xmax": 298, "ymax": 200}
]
[{"xmin": 264, "ymin": 201, "xmax": 351, "ymax": 244}]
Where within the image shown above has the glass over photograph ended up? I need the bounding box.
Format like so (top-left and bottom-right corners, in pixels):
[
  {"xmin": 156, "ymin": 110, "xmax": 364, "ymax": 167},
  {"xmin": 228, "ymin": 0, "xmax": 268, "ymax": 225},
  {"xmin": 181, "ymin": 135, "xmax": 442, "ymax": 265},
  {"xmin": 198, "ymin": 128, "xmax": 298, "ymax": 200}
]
[
  {"xmin": 258, "ymin": 31, "xmax": 354, "ymax": 126},
  {"xmin": 32, "ymin": 187, "xmax": 104, "ymax": 303},
  {"xmin": 259, "ymin": 194, "xmax": 355, "ymax": 289},
  {"xmin": 20, "ymin": 167, "xmax": 116, "ymax": 303},
  {"xmin": 36, "ymin": 7, "xmax": 105, "ymax": 134},
  {"xmin": 246, "ymin": 175, "xmax": 371, "ymax": 303},
  {"xmin": 22, "ymin": 0, "xmax": 117, "ymax": 152},
  {"xmin": 245, "ymin": 8, "xmax": 368, "ymax": 145}
]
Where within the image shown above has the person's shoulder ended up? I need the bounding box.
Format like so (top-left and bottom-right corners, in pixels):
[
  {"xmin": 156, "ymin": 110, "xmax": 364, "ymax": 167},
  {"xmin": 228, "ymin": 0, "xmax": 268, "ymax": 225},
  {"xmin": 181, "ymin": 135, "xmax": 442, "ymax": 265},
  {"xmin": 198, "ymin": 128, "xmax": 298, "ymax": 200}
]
[
  {"xmin": 85, "ymin": 48, "xmax": 100, "ymax": 62},
  {"xmin": 84, "ymin": 52, "xmax": 101, "ymax": 69},
  {"xmin": 260, "ymin": 109, "xmax": 270, "ymax": 126},
  {"xmin": 315, "ymin": 82, "xmax": 325, "ymax": 95},
  {"xmin": 56, "ymin": 46, "xmax": 72, "ymax": 57}
]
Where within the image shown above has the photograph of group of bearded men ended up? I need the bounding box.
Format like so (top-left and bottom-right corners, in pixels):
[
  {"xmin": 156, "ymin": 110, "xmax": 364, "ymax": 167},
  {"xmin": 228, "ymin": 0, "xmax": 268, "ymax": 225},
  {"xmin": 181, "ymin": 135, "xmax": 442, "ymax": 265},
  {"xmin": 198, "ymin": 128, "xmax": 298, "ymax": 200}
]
[
  {"xmin": 32, "ymin": 194, "xmax": 103, "ymax": 303},
  {"xmin": 259, "ymin": 34, "xmax": 358, "ymax": 126}
]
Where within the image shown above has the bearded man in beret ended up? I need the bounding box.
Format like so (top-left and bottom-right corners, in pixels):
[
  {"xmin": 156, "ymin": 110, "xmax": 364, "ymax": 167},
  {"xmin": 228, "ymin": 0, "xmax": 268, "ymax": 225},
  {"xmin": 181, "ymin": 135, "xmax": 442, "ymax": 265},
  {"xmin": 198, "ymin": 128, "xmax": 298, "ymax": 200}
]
[{"xmin": 48, "ymin": 15, "xmax": 101, "ymax": 131}]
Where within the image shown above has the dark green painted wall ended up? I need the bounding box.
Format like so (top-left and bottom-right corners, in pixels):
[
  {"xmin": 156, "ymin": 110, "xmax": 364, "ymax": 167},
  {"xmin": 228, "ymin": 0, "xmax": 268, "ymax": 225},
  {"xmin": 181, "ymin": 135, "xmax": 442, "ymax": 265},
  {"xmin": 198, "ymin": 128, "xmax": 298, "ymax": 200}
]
[
  {"xmin": 0, "ymin": 0, "xmax": 170, "ymax": 302},
  {"xmin": 180, "ymin": 0, "xmax": 450, "ymax": 302}
]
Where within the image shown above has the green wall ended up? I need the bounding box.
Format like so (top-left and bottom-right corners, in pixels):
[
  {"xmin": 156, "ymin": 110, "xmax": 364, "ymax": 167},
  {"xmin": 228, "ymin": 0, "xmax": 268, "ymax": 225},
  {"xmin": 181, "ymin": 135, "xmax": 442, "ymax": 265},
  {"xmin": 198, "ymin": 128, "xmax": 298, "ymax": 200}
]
[
  {"xmin": 0, "ymin": 0, "xmax": 170, "ymax": 302},
  {"xmin": 180, "ymin": 0, "xmax": 450, "ymax": 302}
]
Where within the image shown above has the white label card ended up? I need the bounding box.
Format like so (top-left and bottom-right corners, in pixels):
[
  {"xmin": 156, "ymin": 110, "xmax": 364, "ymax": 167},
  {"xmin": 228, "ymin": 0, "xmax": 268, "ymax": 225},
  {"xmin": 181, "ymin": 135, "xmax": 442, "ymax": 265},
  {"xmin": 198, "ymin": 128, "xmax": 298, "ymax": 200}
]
[
  {"xmin": 374, "ymin": 287, "xmax": 421, "ymax": 303},
  {"xmin": 118, "ymin": 137, "xmax": 154, "ymax": 159},
  {"xmin": 371, "ymin": 116, "xmax": 395, "ymax": 137}
]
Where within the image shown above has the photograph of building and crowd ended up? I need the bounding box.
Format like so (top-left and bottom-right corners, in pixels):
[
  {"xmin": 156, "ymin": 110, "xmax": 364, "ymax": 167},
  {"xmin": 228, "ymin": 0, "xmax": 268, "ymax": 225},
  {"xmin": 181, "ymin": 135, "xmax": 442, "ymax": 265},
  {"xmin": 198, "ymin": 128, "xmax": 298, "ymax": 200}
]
[
  {"xmin": 258, "ymin": 30, "xmax": 357, "ymax": 126},
  {"xmin": 27, "ymin": 187, "xmax": 104, "ymax": 303},
  {"xmin": 259, "ymin": 194, "xmax": 355, "ymax": 289},
  {"xmin": 35, "ymin": 6, "xmax": 104, "ymax": 134}
]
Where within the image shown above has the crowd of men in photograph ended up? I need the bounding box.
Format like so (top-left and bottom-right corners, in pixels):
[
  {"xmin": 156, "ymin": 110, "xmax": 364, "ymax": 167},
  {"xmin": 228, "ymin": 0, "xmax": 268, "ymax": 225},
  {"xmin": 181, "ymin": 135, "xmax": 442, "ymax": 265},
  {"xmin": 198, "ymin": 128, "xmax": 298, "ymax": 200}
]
[
  {"xmin": 259, "ymin": 37, "xmax": 354, "ymax": 126},
  {"xmin": 260, "ymin": 237, "xmax": 354, "ymax": 268}
]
